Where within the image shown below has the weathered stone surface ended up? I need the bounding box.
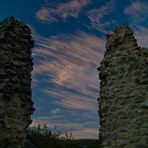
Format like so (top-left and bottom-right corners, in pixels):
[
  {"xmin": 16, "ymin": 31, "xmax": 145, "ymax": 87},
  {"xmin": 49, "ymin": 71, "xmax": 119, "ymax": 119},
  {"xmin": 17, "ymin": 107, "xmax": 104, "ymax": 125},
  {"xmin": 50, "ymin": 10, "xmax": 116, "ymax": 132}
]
[
  {"xmin": 98, "ymin": 24, "xmax": 148, "ymax": 147},
  {"xmin": 0, "ymin": 17, "xmax": 34, "ymax": 148}
]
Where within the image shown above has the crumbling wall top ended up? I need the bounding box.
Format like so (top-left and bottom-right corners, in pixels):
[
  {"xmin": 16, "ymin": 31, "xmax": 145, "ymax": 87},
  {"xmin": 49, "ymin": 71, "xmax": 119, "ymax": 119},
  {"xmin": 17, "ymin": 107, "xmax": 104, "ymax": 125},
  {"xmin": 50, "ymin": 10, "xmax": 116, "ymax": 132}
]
[{"xmin": 106, "ymin": 24, "xmax": 138, "ymax": 50}]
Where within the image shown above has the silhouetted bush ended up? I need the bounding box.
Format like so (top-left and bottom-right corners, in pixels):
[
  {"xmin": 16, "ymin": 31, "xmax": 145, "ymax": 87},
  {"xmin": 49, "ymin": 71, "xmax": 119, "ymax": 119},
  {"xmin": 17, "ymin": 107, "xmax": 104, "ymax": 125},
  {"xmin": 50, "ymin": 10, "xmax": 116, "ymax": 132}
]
[
  {"xmin": 27, "ymin": 124, "xmax": 101, "ymax": 148},
  {"xmin": 28, "ymin": 124, "xmax": 61, "ymax": 139}
]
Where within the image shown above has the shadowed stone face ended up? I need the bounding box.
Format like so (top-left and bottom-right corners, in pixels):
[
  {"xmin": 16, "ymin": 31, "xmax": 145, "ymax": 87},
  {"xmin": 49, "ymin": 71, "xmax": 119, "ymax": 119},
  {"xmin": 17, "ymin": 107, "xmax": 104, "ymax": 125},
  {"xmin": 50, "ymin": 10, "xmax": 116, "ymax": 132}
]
[
  {"xmin": 0, "ymin": 17, "xmax": 34, "ymax": 148},
  {"xmin": 98, "ymin": 24, "xmax": 148, "ymax": 148}
]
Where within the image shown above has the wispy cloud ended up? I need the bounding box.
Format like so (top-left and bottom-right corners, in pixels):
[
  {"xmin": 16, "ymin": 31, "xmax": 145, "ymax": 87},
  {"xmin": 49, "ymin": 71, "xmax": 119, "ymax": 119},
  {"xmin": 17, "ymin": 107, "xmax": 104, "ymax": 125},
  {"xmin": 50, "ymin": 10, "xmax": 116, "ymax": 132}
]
[
  {"xmin": 36, "ymin": 0, "xmax": 90, "ymax": 24},
  {"xmin": 134, "ymin": 26, "xmax": 148, "ymax": 47},
  {"xmin": 71, "ymin": 127, "xmax": 98, "ymax": 139},
  {"xmin": 32, "ymin": 31, "xmax": 105, "ymax": 111},
  {"xmin": 57, "ymin": 0, "xmax": 90, "ymax": 19},
  {"xmin": 124, "ymin": 1, "xmax": 148, "ymax": 24},
  {"xmin": 123, "ymin": 1, "xmax": 148, "ymax": 48},
  {"xmin": 44, "ymin": 88, "xmax": 97, "ymax": 111},
  {"xmin": 36, "ymin": 7, "xmax": 57, "ymax": 24},
  {"xmin": 50, "ymin": 108, "xmax": 62, "ymax": 114},
  {"xmin": 87, "ymin": 0, "xmax": 116, "ymax": 33}
]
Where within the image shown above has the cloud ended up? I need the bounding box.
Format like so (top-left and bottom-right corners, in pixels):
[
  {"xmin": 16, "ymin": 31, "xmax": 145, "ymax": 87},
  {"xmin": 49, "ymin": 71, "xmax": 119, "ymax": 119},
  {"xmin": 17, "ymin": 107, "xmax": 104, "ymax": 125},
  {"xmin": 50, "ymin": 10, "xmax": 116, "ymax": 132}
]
[
  {"xmin": 124, "ymin": 1, "xmax": 148, "ymax": 24},
  {"xmin": 36, "ymin": 0, "xmax": 90, "ymax": 23},
  {"xmin": 32, "ymin": 32, "xmax": 105, "ymax": 111},
  {"xmin": 71, "ymin": 127, "xmax": 98, "ymax": 139},
  {"xmin": 56, "ymin": 97, "xmax": 97, "ymax": 111},
  {"xmin": 134, "ymin": 26, "xmax": 148, "ymax": 47},
  {"xmin": 123, "ymin": 1, "xmax": 148, "ymax": 48},
  {"xmin": 50, "ymin": 108, "xmax": 62, "ymax": 114},
  {"xmin": 57, "ymin": 0, "xmax": 90, "ymax": 19},
  {"xmin": 44, "ymin": 88, "xmax": 97, "ymax": 111},
  {"xmin": 36, "ymin": 7, "xmax": 57, "ymax": 23},
  {"xmin": 87, "ymin": 0, "xmax": 116, "ymax": 33}
]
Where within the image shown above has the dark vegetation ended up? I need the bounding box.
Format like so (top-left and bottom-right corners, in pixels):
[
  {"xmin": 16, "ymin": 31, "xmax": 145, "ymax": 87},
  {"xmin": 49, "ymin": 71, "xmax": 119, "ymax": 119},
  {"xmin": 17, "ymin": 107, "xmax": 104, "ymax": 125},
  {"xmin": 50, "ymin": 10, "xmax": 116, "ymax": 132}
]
[{"xmin": 27, "ymin": 124, "xmax": 102, "ymax": 148}]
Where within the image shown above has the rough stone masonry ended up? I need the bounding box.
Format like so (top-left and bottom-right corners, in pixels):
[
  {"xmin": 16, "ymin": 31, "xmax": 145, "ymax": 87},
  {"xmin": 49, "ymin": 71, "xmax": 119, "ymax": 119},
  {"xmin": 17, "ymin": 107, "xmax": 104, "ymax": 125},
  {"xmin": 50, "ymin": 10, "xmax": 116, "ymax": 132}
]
[
  {"xmin": 98, "ymin": 24, "xmax": 148, "ymax": 148},
  {"xmin": 0, "ymin": 17, "xmax": 34, "ymax": 148}
]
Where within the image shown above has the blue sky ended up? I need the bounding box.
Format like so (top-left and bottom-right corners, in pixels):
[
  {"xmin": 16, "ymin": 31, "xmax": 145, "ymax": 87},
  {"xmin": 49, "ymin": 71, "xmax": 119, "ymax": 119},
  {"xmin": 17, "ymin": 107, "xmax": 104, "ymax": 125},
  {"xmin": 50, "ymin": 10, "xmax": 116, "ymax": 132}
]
[{"xmin": 0, "ymin": 0, "xmax": 148, "ymax": 139}]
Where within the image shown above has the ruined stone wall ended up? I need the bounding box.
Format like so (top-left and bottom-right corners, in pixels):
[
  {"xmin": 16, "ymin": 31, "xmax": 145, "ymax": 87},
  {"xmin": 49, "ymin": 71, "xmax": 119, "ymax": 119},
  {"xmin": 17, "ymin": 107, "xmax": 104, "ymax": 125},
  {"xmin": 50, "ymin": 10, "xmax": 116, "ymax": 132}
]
[
  {"xmin": 0, "ymin": 17, "xmax": 34, "ymax": 148},
  {"xmin": 98, "ymin": 24, "xmax": 148, "ymax": 148}
]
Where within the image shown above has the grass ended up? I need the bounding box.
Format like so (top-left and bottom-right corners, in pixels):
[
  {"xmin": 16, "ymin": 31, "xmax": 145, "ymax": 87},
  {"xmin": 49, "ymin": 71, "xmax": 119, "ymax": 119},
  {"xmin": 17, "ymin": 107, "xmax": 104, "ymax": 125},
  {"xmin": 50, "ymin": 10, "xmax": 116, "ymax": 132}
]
[
  {"xmin": 29, "ymin": 132, "xmax": 100, "ymax": 148},
  {"xmin": 27, "ymin": 124, "xmax": 102, "ymax": 148}
]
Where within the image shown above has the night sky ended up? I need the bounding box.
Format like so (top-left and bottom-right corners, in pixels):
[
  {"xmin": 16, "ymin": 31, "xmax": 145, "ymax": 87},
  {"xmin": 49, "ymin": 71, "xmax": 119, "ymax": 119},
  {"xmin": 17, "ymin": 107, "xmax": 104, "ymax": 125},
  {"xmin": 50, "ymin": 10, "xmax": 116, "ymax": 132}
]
[{"xmin": 0, "ymin": 0, "xmax": 148, "ymax": 139}]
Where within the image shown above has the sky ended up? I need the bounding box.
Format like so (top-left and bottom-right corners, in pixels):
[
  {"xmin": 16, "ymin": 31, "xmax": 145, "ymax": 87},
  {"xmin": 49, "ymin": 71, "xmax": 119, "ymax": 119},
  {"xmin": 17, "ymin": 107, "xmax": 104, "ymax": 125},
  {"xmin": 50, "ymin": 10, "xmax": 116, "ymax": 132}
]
[{"xmin": 0, "ymin": 0, "xmax": 148, "ymax": 139}]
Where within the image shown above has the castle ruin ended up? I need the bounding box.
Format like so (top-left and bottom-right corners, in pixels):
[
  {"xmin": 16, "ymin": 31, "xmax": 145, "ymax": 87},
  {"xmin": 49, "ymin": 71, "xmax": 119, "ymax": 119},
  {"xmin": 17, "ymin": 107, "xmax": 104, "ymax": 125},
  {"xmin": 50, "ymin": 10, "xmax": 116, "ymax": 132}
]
[
  {"xmin": 98, "ymin": 24, "xmax": 148, "ymax": 148},
  {"xmin": 0, "ymin": 17, "xmax": 34, "ymax": 148}
]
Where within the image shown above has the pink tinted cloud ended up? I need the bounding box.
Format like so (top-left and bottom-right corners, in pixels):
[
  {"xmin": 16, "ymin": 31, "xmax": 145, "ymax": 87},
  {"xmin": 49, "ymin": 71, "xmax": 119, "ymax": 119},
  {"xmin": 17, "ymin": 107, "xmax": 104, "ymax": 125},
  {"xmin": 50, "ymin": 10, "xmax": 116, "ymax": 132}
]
[
  {"xmin": 36, "ymin": 7, "xmax": 57, "ymax": 23},
  {"xmin": 87, "ymin": 0, "xmax": 115, "ymax": 33},
  {"xmin": 57, "ymin": 0, "xmax": 90, "ymax": 19},
  {"xmin": 71, "ymin": 127, "xmax": 98, "ymax": 139},
  {"xmin": 36, "ymin": 0, "xmax": 90, "ymax": 23},
  {"xmin": 44, "ymin": 88, "xmax": 97, "ymax": 111},
  {"xmin": 32, "ymin": 32, "xmax": 105, "ymax": 111},
  {"xmin": 124, "ymin": 1, "xmax": 144, "ymax": 14},
  {"xmin": 124, "ymin": 1, "xmax": 148, "ymax": 48},
  {"xmin": 124, "ymin": 1, "xmax": 148, "ymax": 23},
  {"xmin": 134, "ymin": 26, "xmax": 148, "ymax": 47}
]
